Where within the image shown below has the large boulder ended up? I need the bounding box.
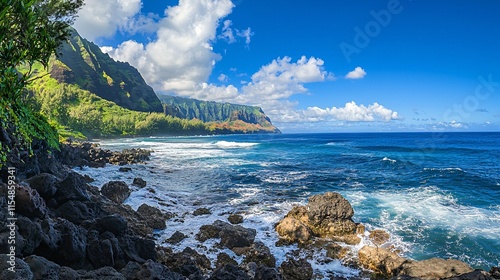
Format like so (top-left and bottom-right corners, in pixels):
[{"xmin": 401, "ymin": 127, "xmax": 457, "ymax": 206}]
[
  {"xmin": 275, "ymin": 192, "xmax": 358, "ymax": 244},
  {"xmin": 306, "ymin": 192, "xmax": 357, "ymax": 237},
  {"xmin": 196, "ymin": 220, "xmax": 256, "ymax": 250},
  {"xmin": 55, "ymin": 200, "xmax": 97, "ymax": 225},
  {"xmin": 101, "ymin": 181, "xmax": 131, "ymax": 204},
  {"xmin": 242, "ymin": 241, "xmax": 276, "ymax": 267},
  {"xmin": 136, "ymin": 204, "xmax": 171, "ymax": 230},
  {"xmin": 275, "ymin": 217, "xmax": 311, "ymax": 243},
  {"xmin": 209, "ymin": 264, "xmax": 250, "ymax": 280},
  {"xmin": 53, "ymin": 171, "xmax": 91, "ymax": 204},
  {"xmin": 24, "ymin": 173, "xmax": 59, "ymax": 199},
  {"xmin": 164, "ymin": 247, "xmax": 211, "ymax": 278},
  {"xmin": 15, "ymin": 183, "xmax": 47, "ymax": 218},
  {"xmin": 97, "ymin": 214, "xmax": 128, "ymax": 236}
]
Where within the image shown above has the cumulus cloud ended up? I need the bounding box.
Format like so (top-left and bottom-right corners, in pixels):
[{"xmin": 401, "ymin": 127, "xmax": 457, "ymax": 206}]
[
  {"xmin": 218, "ymin": 74, "xmax": 228, "ymax": 82},
  {"xmin": 302, "ymin": 102, "xmax": 400, "ymax": 122},
  {"xmin": 103, "ymin": 0, "xmax": 235, "ymax": 95},
  {"xmin": 73, "ymin": 0, "xmax": 142, "ymax": 41},
  {"xmin": 345, "ymin": 66, "xmax": 367, "ymax": 79}
]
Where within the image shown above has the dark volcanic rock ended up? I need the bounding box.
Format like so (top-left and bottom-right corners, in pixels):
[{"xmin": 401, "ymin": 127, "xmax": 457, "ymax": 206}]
[
  {"xmin": 15, "ymin": 183, "xmax": 47, "ymax": 218},
  {"xmin": 24, "ymin": 255, "xmax": 60, "ymax": 280},
  {"xmin": 56, "ymin": 200, "xmax": 97, "ymax": 225},
  {"xmin": 101, "ymin": 181, "xmax": 131, "ymax": 204},
  {"xmin": 166, "ymin": 231, "xmax": 187, "ymax": 244},
  {"xmin": 228, "ymin": 214, "xmax": 243, "ymax": 224},
  {"xmin": 17, "ymin": 216, "xmax": 43, "ymax": 255},
  {"xmin": 132, "ymin": 177, "xmax": 147, "ymax": 188},
  {"xmin": 279, "ymin": 258, "xmax": 313, "ymax": 280},
  {"xmin": 0, "ymin": 255, "xmax": 33, "ymax": 280},
  {"xmin": 242, "ymin": 241, "xmax": 276, "ymax": 267},
  {"xmin": 254, "ymin": 265, "xmax": 282, "ymax": 280},
  {"xmin": 82, "ymin": 266, "xmax": 125, "ymax": 279},
  {"xmin": 87, "ymin": 230, "xmax": 115, "ymax": 269},
  {"xmin": 119, "ymin": 167, "xmax": 132, "ymax": 172},
  {"xmin": 491, "ymin": 267, "xmax": 500, "ymax": 278},
  {"xmin": 25, "ymin": 173, "xmax": 59, "ymax": 199},
  {"xmin": 118, "ymin": 235, "xmax": 156, "ymax": 264},
  {"xmin": 137, "ymin": 204, "xmax": 171, "ymax": 230},
  {"xmin": 97, "ymin": 215, "xmax": 128, "ymax": 236},
  {"xmin": 215, "ymin": 252, "xmax": 238, "ymax": 268},
  {"xmin": 54, "ymin": 171, "xmax": 91, "ymax": 204},
  {"xmin": 209, "ymin": 264, "xmax": 250, "ymax": 280},
  {"xmin": 196, "ymin": 220, "xmax": 256, "ymax": 250},
  {"xmin": 165, "ymin": 247, "xmax": 211, "ymax": 277},
  {"xmin": 52, "ymin": 218, "xmax": 88, "ymax": 268},
  {"xmin": 134, "ymin": 259, "xmax": 185, "ymax": 280},
  {"xmin": 193, "ymin": 207, "xmax": 211, "ymax": 216}
]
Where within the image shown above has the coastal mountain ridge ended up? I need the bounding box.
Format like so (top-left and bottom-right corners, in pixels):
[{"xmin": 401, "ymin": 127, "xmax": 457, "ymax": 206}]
[{"xmin": 37, "ymin": 28, "xmax": 279, "ymax": 136}]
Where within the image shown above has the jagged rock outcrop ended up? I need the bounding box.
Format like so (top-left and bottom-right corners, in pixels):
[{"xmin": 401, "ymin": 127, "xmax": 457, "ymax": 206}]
[{"xmin": 275, "ymin": 192, "xmax": 360, "ymax": 244}]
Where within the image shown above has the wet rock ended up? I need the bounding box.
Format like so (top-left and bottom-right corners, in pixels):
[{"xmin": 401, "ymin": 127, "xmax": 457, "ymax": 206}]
[
  {"xmin": 358, "ymin": 245, "xmax": 406, "ymax": 277},
  {"xmin": 108, "ymin": 148, "xmax": 152, "ymax": 165},
  {"xmin": 196, "ymin": 220, "xmax": 256, "ymax": 250},
  {"xmin": 119, "ymin": 167, "xmax": 132, "ymax": 172},
  {"xmin": 369, "ymin": 229, "xmax": 390, "ymax": 246},
  {"xmin": 0, "ymin": 255, "xmax": 34, "ymax": 280},
  {"xmin": 25, "ymin": 173, "xmax": 58, "ymax": 199},
  {"xmin": 54, "ymin": 171, "xmax": 91, "ymax": 204},
  {"xmin": 254, "ymin": 265, "xmax": 282, "ymax": 280},
  {"xmin": 132, "ymin": 177, "xmax": 147, "ymax": 188},
  {"xmin": 15, "ymin": 183, "xmax": 47, "ymax": 218},
  {"xmin": 137, "ymin": 204, "xmax": 171, "ymax": 230},
  {"xmin": 326, "ymin": 243, "xmax": 349, "ymax": 259},
  {"xmin": 275, "ymin": 217, "xmax": 311, "ymax": 243},
  {"xmin": 219, "ymin": 224, "xmax": 256, "ymax": 250},
  {"xmin": 97, "ymin": 215, "xmax": 128, "ymax": 236},
  {"xmin": 491, "ymin": 267, "xmax": 500, "ymax": 278},
  {"xmin": 81, "ymin": 266, "xmax": 125, "ymax": 279},
  {"xmin": 306, "ymin": 192, "xmax": 357, "ymax": 237},
  {"xmin": 215, "ymin": 252, "xmax": 238, "ymax": 268},
  {"xmin": 209, "ymin": 264, "xmax": 249, "ymax": 280},
  {"xmin": 193, "ymin": 207, "xmax": 211, "ymax": 216},
  {"xmin": 228, "ymin": 214, "xmax": 243, "ymax": 224},
  {"xmin": 101, "ymin": 181, "xmax": 131, "ymax": 204},
  {"xmin": 164, "ymin": 247, "xmax": 211, "ymax": 277},
  {"xmin": 242, "ymin": 241, "xmax": 276, "ymax": 267},
  {"xmin": 24, "ymin": 255, "xmax": 60, "ymax": 280},
  {"xmin": 166, "ymin": 231, "xmax": 187, "ymax": 244},
  {"xmin": 279, "ymin": 258, "xmax": 313, "ymax": 280}
]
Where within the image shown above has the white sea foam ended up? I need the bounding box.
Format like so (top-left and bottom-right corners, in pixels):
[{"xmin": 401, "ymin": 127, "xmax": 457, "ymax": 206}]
[
  {"xmin": 382, "ymin": 157, "xmax": 397, "ymax": 163},
  {"xmin": 214, "ymin": 141, "xmax": 258, "ymax": 148}
]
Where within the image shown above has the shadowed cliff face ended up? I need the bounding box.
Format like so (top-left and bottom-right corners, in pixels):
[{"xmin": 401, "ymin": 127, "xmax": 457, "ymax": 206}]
[{"xmin": 50, "ymin": 28, "xmax": 164, "ymax": 113}]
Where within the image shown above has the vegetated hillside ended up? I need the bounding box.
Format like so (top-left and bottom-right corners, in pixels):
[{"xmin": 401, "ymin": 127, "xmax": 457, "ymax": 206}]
[
  {"xmin": 49, "ymin": 28, "xmax": 163, "ymax": 113},
  {"xmin": 160, "ymin": 94, "xmax": 278, "ymax": 131}
]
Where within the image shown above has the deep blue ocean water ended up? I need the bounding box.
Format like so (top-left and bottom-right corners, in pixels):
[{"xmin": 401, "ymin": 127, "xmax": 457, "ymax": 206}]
[{"xmin": 79, "ymin": 132, "xmax": 500, "ymax": 277}]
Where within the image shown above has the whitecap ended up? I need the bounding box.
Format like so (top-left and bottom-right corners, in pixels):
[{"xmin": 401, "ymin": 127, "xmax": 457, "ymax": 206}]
[
  {"xmin": 382, "ymin": 157, "xmax": 397, "ymax": 163},
  {"xmin": 213, "ymin": 141, "xmax": 258, "ymax": 148}
]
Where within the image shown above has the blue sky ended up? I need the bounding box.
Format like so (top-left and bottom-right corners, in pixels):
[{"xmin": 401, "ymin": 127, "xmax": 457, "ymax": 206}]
[{"xmin": 73, "ymin": 0, "xmax": 500, "ymax": 132}]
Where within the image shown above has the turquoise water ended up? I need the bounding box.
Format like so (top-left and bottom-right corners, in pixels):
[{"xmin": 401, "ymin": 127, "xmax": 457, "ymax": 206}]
[{"xmin": 80, "ymin": 132, "xmax": 500, "ymax": 275}]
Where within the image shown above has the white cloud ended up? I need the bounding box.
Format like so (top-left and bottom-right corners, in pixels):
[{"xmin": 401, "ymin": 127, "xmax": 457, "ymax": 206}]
[
  {"xmin": 303, "ymin": 102, "xmax": 400, "ymax": 122},
  {"xmin": 73, "ymin": 0, "xmax": 142, "ymax": 41},
  {"xmin": 104, "ymin": 0, "xmax": 235, "ymax": 95},
  {"xmin": 218, "ymin": 20, "xmax": 253, "ymax": 45},
  {"xmin": 218, "ymin": 74, "xmax": 228, "ymax": 82},
  {"xmin": 345, "ymin": 66, "xmax": 367, "ymax": 79}
]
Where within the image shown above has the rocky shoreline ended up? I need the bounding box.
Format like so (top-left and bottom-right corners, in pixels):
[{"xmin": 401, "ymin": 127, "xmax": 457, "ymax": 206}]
[{"xmin": 0, "ymin": 141, "xmax": 499, "ymax": 280}]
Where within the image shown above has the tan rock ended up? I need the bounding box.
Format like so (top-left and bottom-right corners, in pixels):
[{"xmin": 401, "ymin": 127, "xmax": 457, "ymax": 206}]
[
  {"xmin": 369, "ymin": 229, "xmax": 390, "ymax": 246},
  {"xmin": 275, "ymin": 217, "xmax": 312, "ymax": 243},
  {"xmin": 358, "ymin": 245, "xmax": 407, "ymax": 277},
  {"xmin": 326, "ymin": 243, "xmax": 350, "ymax": 259},
  {"xmin": 399, "ymin": 258, "xmax": 473, "ymax": 280}
]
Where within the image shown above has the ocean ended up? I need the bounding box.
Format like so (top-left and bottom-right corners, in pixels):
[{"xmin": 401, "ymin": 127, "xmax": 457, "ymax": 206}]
[{"xmin": 76, "ymin": 132, "xmax": 500, "ymax": 278}]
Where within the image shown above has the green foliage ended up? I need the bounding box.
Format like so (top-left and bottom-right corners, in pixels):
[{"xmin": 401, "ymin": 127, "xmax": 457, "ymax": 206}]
[{"xmin": 0, "ymin": 0, "xmax": 83, "ymax": 168}]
